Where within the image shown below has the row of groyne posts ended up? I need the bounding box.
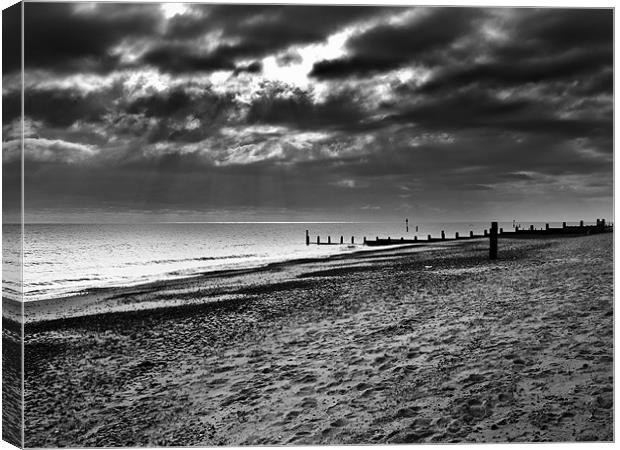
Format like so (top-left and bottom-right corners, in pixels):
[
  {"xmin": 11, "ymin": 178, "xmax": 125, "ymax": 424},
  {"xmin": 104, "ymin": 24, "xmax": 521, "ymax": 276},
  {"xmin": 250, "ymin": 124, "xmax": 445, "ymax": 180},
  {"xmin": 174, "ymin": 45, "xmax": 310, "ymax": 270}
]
[{"xmin": 305, "ymin": 218, "xmax": 612, "ymax": 260}]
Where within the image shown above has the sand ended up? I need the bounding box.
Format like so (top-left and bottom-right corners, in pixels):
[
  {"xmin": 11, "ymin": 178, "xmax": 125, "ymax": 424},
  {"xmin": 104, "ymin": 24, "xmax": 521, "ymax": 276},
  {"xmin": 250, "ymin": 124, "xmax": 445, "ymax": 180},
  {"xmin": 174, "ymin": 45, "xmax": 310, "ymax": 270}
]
[{"xmin": 19, "ymin": 234, "xmax": 613, "ymax": 446}]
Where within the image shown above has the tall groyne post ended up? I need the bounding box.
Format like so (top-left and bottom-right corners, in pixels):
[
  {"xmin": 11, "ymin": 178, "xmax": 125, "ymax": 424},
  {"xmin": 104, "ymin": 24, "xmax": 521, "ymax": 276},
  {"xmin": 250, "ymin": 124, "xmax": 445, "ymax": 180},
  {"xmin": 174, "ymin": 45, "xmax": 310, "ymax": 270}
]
[
  {"xmin": 490, "ymin": 221, "xmax": 498, "ymax": 260},
  {"xmin": 306, "ymin": 230, "xmax": 310, "ymax": 246}
]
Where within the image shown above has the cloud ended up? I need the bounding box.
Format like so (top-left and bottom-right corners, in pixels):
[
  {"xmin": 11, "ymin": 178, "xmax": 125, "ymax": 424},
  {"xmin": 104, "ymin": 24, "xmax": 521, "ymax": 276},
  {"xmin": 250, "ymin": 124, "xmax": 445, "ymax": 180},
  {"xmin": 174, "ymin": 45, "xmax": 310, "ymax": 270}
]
[
  {"xmin": 2, "ymin": 2, "xmax": 21, "ymax": 75},
  {"xmin": 20, "ymin": 87, "xmax": 111, "ymax": 127},
  {"xmin": 142, "ymin": 5, "xmax": 399, "ymax": 74},
  {"xmin": 140, "ymin": 43, "xmax": 237, "ymax": 73},
  {"xmin": 416, "ymin": 9, "xmax": 612, "ymax": 95},
  {"xmin": 3, "ymin": 138, "xmax": 97, "ymax": 164},
  {"xmin": 245, "ymin": 83, "xmax": 369, "ymax": 132},
  {"xmin": 310, "ymin": 8, "xmax": 485, "ymax": 79},
  {"xmin": 23, "ymin": 3, "xmax": 163, "ymax": 74},
  {"xmin": 335, "ymin": 179, "xmax": 357, "ymax": 188}
]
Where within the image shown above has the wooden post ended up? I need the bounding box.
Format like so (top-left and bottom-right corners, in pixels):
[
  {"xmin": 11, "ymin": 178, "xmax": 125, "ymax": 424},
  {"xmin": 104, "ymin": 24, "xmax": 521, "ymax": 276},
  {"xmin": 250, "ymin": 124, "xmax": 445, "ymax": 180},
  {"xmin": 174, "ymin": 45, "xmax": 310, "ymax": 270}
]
[
  {"xmin": 562, "ymin": 222, "xmax": 566, "ymax": 228},
  {"xmin": 484, "ymin": 229, "xmax": 488, "ymax": 236},
  {"xmin": 317, "ymin": 236, "xmax": 320, "ymax": 244},
  {"xmin": 328, "ymin": 236, "xmax": 331, "ymax": 244},
  {"xmin": 400, "ymin": 237, "xmax": 404, "ymax": 241},
  {"xmin": 340, "ymin": 236, "xmax": 343, "ymax": 244},
  {"xmin": 428, "ymin": 234, "xmax": 432, "ymax": 241},
  {"xmin": 351, "ymin": 236, "xmax": 354, "ymax": 244},
  {"xmin": 455, "ymin": 232, "xmax": 459, "ymax": 239},
  {"xmin": 406, "ymin": 218, "xmax": 409, "ymax": 233},
  {"xmin": 580, "ymin": 220, "xmax": 584, "ymax": 227},
  {"xmin": 545, "ymin": 223, "xmax": 549, "ymax": 231},
  {"xmin": 490, "ymin": 222, "xmax": 498, "ymax": 260},
  {"xmin": 441, "ymin": 230, "xmax": 445, "ymax": 240},
  {"xmin": 499, "ymin": 228, "xmax": 503, "ymax": 234},
  {"xmin": 470, "ymin": 230, "xmax": 474, "ymax": 237},
  {"xmin": 414, "ymin": 236, "xmax": 418, "ymax": 241},
  {"xmin": 306, "ymin": 230, "xmax": 310, "ymax": 246},
  {"xmin": 363, "ymin": 237, "xmax": 367, "ymax": 244}
]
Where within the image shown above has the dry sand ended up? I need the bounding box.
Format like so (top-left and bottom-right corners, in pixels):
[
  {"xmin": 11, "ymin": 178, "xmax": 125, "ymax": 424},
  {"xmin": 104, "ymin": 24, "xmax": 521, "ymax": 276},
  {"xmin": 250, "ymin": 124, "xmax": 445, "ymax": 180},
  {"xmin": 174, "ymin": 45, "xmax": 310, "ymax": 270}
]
[{"xmin": 19, "ymin": 234, "xmax": 613, "ymax": 446}]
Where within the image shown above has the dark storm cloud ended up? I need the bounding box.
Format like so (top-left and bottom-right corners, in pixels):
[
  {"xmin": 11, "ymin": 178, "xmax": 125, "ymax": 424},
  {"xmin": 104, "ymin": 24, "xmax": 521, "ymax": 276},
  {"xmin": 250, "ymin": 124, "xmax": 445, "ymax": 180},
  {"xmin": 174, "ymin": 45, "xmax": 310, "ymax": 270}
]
[
  {"xmin": 170, "ymin": 5, "xmax": 398, "ymax": 48},
  {"xmin": 2, "ymin": 2, "xmax": 21, "ymax": 75},
  {"xmin": 519, "ymin": 8, "xmax": 612, "ymax": 49},
  {"xmin": 418, "ymin": 47, "xmax": 612, "ymax": 94},
  {"xmin": 3, "ymin": 84, "xmax": 120, "ymax": 128},
  {"xmin": 309, "ymin": 6, "xmax": 613, "ymax": 109},
  {"xmin": 140, "ymin": 43, "xmax": 237, "ymax": 73},
  {"xmin": 418, "ymin": 9, "xmax": 613, "ymax": 94},
  {"xmin": 22, "ymin": 3, "xmax": 162, "ymax": 73},
  {"xmin": 122, "ymin": 84, "xmax": 240, "ymax": 143},
  {"xmin": 144, "ymin": 5, "xmax": 399, "ymax": 73},
  {"xmin": 310, "ymin": 8, "xmax": 485, "ymax": 79},
  {"xmin": 24, "ymin": 88, "xmax": 111, "ymax": 127},
  {"xmin": 305, "ymin": 132, "xmax": 611, "ymax": 206},
  {"xmin": 422, "ymin": 10, "xmax": 613, "ymax": 92},
  {"xmin": 233, "ymin": 61, "xmax": 262, "ymax": 76},
  {"xmin": 245, "ymin": 85, "xmax": 368, "ymax": 132},
  {"xmin": 376, "ymin": 87, "xmax": 611, "ymax": 140}
]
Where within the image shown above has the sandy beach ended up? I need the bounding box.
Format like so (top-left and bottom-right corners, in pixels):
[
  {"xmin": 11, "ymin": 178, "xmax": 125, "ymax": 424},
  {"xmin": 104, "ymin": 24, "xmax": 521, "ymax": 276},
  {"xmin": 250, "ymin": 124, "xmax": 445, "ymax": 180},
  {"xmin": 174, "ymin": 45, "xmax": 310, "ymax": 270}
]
[{"xmin": 19, "ymin": 233, "xmax": 613, "ymax": 446}]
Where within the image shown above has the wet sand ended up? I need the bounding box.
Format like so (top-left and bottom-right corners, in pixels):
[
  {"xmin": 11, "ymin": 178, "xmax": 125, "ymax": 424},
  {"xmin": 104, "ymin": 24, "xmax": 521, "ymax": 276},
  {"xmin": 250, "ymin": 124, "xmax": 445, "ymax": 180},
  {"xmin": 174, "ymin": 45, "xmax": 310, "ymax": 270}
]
[{"xmin": 21, "ymin": 234, "xmax": 613, "ymax": 446}]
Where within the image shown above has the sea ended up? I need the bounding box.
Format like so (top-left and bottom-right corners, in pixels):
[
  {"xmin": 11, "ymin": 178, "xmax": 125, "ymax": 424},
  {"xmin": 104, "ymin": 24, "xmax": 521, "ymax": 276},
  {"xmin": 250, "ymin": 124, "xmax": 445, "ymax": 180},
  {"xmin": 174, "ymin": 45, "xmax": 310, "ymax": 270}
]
[{"xmin": 2, "ymin": 221, "xmax": 572, "ymax": 301}]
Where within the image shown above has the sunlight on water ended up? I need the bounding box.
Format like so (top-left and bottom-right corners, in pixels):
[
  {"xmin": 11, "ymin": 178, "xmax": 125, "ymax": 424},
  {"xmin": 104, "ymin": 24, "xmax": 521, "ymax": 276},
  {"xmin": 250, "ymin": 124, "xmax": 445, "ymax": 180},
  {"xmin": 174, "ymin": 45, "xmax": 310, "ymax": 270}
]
[{"xmin": 4, "ymin": 221, "xmax": 567, "ymax": 301}]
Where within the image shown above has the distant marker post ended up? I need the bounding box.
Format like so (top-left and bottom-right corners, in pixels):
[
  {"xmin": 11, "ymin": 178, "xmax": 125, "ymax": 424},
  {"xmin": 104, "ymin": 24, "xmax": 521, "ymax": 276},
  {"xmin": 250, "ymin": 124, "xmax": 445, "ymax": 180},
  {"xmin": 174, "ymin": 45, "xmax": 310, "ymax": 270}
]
[{"xmin": 490, "ymin": 221, "xmax": 498, "ymax": 260}]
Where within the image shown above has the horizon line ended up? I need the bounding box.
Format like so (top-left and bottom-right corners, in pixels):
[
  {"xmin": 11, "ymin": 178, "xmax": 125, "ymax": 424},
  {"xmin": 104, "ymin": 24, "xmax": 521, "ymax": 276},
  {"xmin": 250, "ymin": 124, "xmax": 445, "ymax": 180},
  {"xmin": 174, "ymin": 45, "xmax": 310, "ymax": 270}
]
[{"xmin": 5, "ymin": 218, "xmax": 611, "ymax": 226}]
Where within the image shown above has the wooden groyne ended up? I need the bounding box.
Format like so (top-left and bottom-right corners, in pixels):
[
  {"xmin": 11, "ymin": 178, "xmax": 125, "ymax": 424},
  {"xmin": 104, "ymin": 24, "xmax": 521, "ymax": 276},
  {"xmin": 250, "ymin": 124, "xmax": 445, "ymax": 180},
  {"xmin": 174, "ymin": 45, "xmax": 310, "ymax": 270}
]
[{"xmin": 305, "ymin": 219, "xmax": 613, "ymax": 248}]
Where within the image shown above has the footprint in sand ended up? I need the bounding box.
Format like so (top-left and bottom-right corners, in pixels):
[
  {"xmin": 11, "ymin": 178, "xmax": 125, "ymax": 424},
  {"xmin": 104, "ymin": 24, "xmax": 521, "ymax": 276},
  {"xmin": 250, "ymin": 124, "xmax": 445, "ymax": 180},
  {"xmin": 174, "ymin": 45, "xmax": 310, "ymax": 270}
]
[
  {"xmin": 297, "ymin": 374, "xmax": 318, "ymax": 384},
  {"xmin": 374, "ymin": 354, "xmax": 390, "ymax": 364},
  {"xmin": 447, "ymin": 418, "xmax": 462, "ymax": 433},
  {"xmin": 460, "ymin": 373, "xmax": 486, "ymax": 385},
  {"xmin": 330, "ymin": 418, "xmax": 347, "ymax": 427},
  {"xmin": 285, "ymin": 410, "xmax": 302, "ymax": 420},
  {"xmin": 394, "ymin": 406, "xmax": 420, "ymax": 418},
  {"xmin": 297, "ymin": 385, "xmax": 315, "ymax": 395},
  {"xmin": 300, "ymin": 397, "xmax": 318, "ymax": 409}
]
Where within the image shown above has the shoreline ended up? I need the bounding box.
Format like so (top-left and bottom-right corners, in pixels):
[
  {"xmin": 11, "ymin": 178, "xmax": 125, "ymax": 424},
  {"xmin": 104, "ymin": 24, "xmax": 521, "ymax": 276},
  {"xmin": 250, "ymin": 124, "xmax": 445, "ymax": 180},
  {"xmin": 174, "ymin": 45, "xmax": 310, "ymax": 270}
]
[
  {"xmin": 21, "ymin": 233, "xmax": 613, "ymax": 446},
  {"xmin": 12, "ymin": 238, "xmax": 473, "ymax": 325}
]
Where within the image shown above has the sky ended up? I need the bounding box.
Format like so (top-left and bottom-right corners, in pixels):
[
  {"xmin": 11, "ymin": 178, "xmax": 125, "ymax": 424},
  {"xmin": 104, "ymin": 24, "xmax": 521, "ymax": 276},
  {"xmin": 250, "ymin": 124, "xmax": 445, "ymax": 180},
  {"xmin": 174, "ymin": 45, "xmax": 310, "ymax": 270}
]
[{"xmin": 1, "ymin": 2, "xmax": 614, "ymax": 223}]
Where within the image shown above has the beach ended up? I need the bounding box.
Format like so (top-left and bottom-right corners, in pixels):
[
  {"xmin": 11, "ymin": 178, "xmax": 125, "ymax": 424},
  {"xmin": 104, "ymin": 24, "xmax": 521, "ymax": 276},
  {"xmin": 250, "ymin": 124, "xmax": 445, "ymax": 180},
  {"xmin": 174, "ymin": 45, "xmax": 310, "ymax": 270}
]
[{"xmin": 19, "ymin": 233, "xmax": 613, "ymax": 446}]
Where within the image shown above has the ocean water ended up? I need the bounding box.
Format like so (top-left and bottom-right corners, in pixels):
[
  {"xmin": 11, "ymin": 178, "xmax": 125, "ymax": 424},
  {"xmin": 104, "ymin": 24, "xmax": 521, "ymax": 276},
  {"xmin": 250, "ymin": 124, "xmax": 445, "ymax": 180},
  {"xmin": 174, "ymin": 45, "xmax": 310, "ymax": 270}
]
[{"xmin": 3, "ymin": 221, "xmax": 570, "ymax": 301}]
